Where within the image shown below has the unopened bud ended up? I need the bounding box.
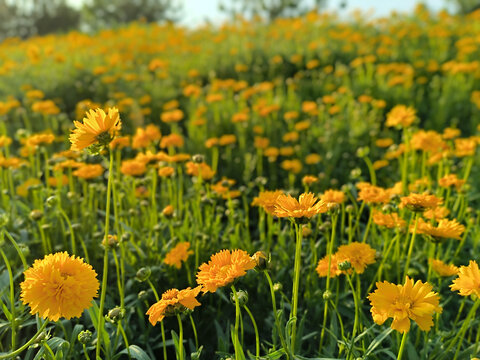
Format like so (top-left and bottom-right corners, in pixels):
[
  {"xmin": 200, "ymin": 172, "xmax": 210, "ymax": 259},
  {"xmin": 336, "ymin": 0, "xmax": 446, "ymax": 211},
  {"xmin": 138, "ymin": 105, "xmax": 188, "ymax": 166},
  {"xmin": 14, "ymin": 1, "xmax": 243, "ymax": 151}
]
[
  {"xmin": 78, "ymin": 330, "xmax": 93, "ymax": 344},
  {"xmin": 230, "ymin": 290, "xmax": 248, "ymax": 307},
  {"xmin": 136, "ymin": 267, "xmax": 151, "ymax": 282}
]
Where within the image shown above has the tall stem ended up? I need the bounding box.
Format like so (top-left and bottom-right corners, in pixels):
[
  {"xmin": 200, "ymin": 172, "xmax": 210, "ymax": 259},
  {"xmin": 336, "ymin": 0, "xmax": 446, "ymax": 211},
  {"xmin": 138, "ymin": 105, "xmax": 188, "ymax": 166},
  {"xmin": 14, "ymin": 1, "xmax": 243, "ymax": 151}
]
[
  {"xmin": 243, "ymin": 305, "xmax": 259, "ymax": 358},
  {"xmin": 403, "ymin": 213, "xmax": 419, "ymax": 279},
  {"xmin": 397, "ymin": 332, "xmax": 408, "ymax": 360},
  {"xmin": 290, "ymin": 222, "xmax": 303, "ymax": 353},
  {"xmin": 0, "ymin": 319, "xmax": 48, "ymax": 359},
  {"xmin": 231, "ymin": 284, "xmax": 242, "ymax": 360},
  {"xmin": 96, "ymin": 149, "xmax": 114, "ymax": 359},
  {"xmin": 176, "ymin": 314, "xmax": 184, "ymax": 360}
]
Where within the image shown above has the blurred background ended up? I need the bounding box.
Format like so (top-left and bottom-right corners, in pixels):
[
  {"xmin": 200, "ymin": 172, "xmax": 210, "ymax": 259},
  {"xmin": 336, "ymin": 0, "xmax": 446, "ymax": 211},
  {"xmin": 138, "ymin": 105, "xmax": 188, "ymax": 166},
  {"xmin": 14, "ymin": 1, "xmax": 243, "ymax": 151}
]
[{"xmin": 0, "ymin": 0, "xmax": 477, "ymax": 41}]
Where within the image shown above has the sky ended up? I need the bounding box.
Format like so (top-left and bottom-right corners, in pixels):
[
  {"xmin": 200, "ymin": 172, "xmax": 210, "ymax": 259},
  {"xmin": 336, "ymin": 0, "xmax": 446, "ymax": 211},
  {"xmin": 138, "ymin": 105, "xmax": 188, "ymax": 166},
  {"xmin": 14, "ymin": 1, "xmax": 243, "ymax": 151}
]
[{"xmin": 69, "ymin": 0, "xmax": 455, "ymax": 26}]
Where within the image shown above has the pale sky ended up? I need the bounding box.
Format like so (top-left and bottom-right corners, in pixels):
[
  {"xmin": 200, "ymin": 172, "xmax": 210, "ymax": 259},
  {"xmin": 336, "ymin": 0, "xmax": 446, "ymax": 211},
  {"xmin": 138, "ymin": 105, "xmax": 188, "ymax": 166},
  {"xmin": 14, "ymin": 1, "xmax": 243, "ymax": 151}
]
[{"xmin": 68, "ymin": 0, "xmax": 454, "ymax": 26}]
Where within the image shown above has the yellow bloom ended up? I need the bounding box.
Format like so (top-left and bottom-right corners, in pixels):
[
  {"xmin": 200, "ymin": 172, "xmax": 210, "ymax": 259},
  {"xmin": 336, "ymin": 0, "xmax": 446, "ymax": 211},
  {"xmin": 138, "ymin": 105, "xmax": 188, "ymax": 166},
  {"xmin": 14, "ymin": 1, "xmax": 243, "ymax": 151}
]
[
  {"xmin": 385, "ymin": 105, "xmax": 416, "ymax": 127},
  {"xmin": 146, "ymin": 287, "xmax": 201, "ymax": 325},
  {"xmin": 20, "ymin": 252, "xmax": 99, "ymax": 321},
  {"xmin": 368, "ymin": 277, "xmax": 442, "ymax": 333},
  {"xmin": 69, "ymin": 107, "xmax": 121, "ymax": 151},
  {"xmin": 73, "ymin": 164, "xmax": 104, "ymax": 180},
  {"xmin": 400, "ymin": 193, "xmax": 442, "ymax": 212},
  {"xmin": 356, "ymin": 183, "xmax": 390, "ymax": 204},
  {"xmin": 196, "ymin": 249, "xmax": 256, "ymax": 293},
  {"xmin": 251, "ymin": 190, "xmax": 284, "ymax": 215},
  {"xmin": 274, "ymin": 192, "xmax": 327, "ymax": 218},
  {"xmin": 429, "ymin": 259, "xmax": 459, "ymax": 277},
  {"xmin": 414, "ymin": 218, "xmax": 465, "ymax": 240},
  {"xmin": 450, "ymin": 260, "xmax": 480, "ymax": 297},
  {"xmin": 316, "ymin": 253, "xmax": 342, "ymax": 278},
  {"xmin": 372, "ymin": 210, "xmax": 406, "ymax": 229},
  {"xmin": 164, "ymin": 242, "xmax": 193, "ymax": 269},
  {"xmin": 336, "ymin": 242, "xmax": 376, "ymax": 274},
  {"xmin": 320, "ymin": 189, "xmax": 345, "ymax": 205}
]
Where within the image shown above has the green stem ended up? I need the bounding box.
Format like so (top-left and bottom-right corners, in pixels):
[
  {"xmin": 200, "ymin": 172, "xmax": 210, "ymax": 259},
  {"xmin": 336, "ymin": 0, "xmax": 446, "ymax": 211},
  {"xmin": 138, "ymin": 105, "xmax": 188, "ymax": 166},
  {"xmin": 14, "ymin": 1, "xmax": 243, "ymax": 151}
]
[
  {"xmin": 346, "ymin": 274, "xmax": 359, "ymax": 360},
  {"xmin": 231, "ymin": 284, "xmax": 242, "ymax": 360},
  {"xmin": 0, "ymin": 319, "xmax": 48, "ymax": 359},
  {"xmin": 448, "ymin": 300, "xmax": 480, "ymax": 358},
  {"xmin": 403, "ymin": 213, "xmax": 419, "ymax": 279},
  {"xmin": 397, "ymin": 332, "xmax": 408, "ymax": 360},
  {"xmin": 189, "ymin": 314, "xmax": 199, "ymax": 350},
  {"xmin": 265, "ymin": 271, "xmax": 289, "ymax": 357},
  {"xmin": 243, "ymin": 305, "xmax": 259, "ymax": 359},
  {"xmin": 290, "ymin": 222, "xmax": 303, "ymax": 353},
  {"xmin": 176, "ymin": 314, "xmax": 184, "ymax": 360},
  {"xmin": 96, "ymin": 149, "xmax": 114, "ymax": 359}
]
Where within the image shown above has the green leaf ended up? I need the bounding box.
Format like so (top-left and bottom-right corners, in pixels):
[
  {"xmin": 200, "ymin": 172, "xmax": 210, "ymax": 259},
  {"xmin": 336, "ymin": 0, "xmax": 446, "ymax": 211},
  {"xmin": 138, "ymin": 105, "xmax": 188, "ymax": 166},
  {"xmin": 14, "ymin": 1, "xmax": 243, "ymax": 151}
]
[{"xmin": 118, "ymin": 345, "xmax": 152, "ymax": 360}]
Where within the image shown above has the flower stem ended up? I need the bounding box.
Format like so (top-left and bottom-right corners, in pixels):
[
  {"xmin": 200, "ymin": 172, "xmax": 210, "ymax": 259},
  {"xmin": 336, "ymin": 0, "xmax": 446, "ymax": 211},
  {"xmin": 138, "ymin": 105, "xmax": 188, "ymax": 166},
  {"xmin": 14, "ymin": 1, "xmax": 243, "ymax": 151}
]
[
  {"xmin": 231, "ymin": 284, "xmax": 242, "ymax": 360},
  {"xmin": 243, "ymin": 304, "xmax": 259, "ymax": 358},
  {"xmin": 0, "ymin": 248, "xmax": 16, "ymax": 350},
  {"xmin": 447, "ymin": 300, "xmax": 480, "ymax": 358},
  {"xmin": 96, "ymin": 149, "xmax": 114, "ymax": 359},
  {"xmin": 397, "ymin": 332, "xmax": 408, "ymax": 360},
  {"xmin": 265, "ymin": 271, "xmax": 289, "ymax": 357},
  {"xmin": 176, "ymin": 314, "xmax": 184, "ymax": 360},
  {"xmin": 403, "ymin": 213, "xmax": 419, "ymax": 279},
  {"xmin": 290, "ymin": 222, "xmax": 303, "ymax": 353}
]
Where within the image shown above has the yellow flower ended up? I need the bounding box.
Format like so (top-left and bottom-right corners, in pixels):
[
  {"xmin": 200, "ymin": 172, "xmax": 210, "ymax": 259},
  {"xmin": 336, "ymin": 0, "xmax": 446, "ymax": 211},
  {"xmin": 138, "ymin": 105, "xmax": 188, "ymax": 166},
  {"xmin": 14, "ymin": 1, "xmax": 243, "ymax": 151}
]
[
  {"xmin": 196, "ymin": 249, "xmax": 256, "ymax": 293},
  {"xmin": 320, "ymin": 189, "xmax": 345, "ymax": 205},
  {"xmin": 164, "ymin": 242, "xmax": 193, "ymax": 269},
  {"xmin": 69, "ymin": 107, "xmax": 121, "ymax": 151},
  {"xmin": 414, "ymin": 218, "xmax": 465, "ymax": 240},
  {"xmin": 251, "ymin": 190, "xmax": 284, "ymax": 215},
  {"xmin": 356, "ymin": 183, "xmax": 390, "ymax": 204},
  {"xmin": 385, "ymin": 105, "xmax": 416, "ymax": 127},
  {"xmin": 316, "ymin": 253, "xmax": 342, "ymax": 278},
  {"xmin": 368, "ymin": 277, "xmax": 442, "ymax": 333},
  {"xmin": 16, "ymin": 178, "xmax": 41, "ymax": 197},
  {"xmin": 336, "ymin": 242, "xmax": 376, "ymax": 274},
  {"xmin": 73, "ymin": 164, "xmax": 104, "ymax": 180},
  {"xmin": 120, "ymin": 159, "xmax": 147, "ymax": 177},
  {"xmin": 20, "ymin": 252, "xmax": 99, "ymax": 321},
  {"xmin": 400, "ymin": 193, "xmax": 442, "ymax": 212},
  {"xmin": 450, "ymin": 260, "xmax": 480, "ymax": 297},
  {"xmin": 185, "ymin": 161, "xmax": 215, "ymax": 180},
  {"xmin": 429, "ymin": 259, "xmax": 459, "ymax": 277},
  {"xmin": 274, "ymin": 192, "xmax": 327, "ymax": 218},
  {"xmin": 372, "ymin": 210, "xmax": 406, "ymax": 229},
  {"xmin": 146, "ymin": 287, "xmax": 201, "ymax": 325}
]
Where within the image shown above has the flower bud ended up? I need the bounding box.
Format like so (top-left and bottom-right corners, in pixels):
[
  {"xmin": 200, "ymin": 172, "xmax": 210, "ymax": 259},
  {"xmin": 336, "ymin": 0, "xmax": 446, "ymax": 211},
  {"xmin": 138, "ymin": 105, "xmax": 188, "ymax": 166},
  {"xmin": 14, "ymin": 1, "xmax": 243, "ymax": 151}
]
[
  {"xmin": 162, "ymin": 205, "xmax": 174, "ymax": 217},
  {"xmin": 45, "ymin": 196, "xmax": 58, "ymax": 207},
  {"xmin": 105, "ymin": 306, "xmax": 125, "ymax": 323},
  {"xmin": 252, "ymin": 251, "xmax": 269, "ymax": 271},
  {"xmin": 136, "ymin": 267, "xmax": 151, "ymax": 282},
  {"xmin": 230, "ymin": 289, "xmax": 248, "ymax": 307},
  {"xmin": 338, "ymin": 260, "xmax": 351, "ymax": 271},
  {"xmin": 192, "ymin": 154, "xmax": 204, "ymax": 163},
  {"xmin": 78, "ymin": 330, "xmax": 93, "ymax": 344},
  {"xmin": 273, "ymin": 283, "xmax": 282, "ymax": 292},
  {"xmin": 301, "ymin": 225, "xmax": 312, "ymax": 237},
  {"xmin": 323, "ymin": 290, "xmax": 332, "ymax": 300},
  {"xmin": 138, "ymin": 290, "xmax": 148, "ymax": 300},
  {"xmin": 102, "ymin": 234, "xmax": 119, "ymax": 248},
  {"xmin": 29, "ymin": 209, "xmax": 43, "ymax": 221}
]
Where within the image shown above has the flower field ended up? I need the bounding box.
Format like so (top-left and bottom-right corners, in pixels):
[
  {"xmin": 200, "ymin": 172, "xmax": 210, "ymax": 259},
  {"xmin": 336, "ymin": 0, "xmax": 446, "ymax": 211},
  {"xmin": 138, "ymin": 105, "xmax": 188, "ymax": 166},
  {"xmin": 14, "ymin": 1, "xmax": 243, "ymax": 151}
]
[{"xmin": 1, "ymin": 4, "xmax": 480, "ymax": 359}]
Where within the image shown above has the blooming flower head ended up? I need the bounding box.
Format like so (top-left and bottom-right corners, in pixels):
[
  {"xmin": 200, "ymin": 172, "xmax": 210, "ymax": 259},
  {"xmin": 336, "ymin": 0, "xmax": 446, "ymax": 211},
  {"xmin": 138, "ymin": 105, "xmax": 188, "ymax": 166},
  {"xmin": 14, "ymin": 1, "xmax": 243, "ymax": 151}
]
[
  {"xmin": 73, "ymin": 164, "xmax": 104, "ymax": 180},
  {"xmin": 320, "ymin": 189, "xmax": 345, "ymax": 205},
  {"xmin": 356, "ymin": 183, "xmax": 390, "ymax": 204},
  {"xmin": 69, "ymin": 107, "xmax": 121, "ymax": 151},
  {"xmin": 385, "ymin": 105, "xmax": 416, "ymax": 127},
  {"xmin": 316, "ymin": 253, "xmax": 342, "ymax": 278},
  {"xmin": 185, "ymin": 161, "xmax": 215, "ymax": 181},
  {"xmin": 274, "ymin": 192, "xmax": 328, "ymax": 219},
  {"xmin": 196, "ymin": 249, "xmax": 256, "ymax": 293},
  {"xmin": 400, "ymin": 193, "xmax": 442, "ymax": 212},
  {"xmin": 164, "ymin": 242, "xmax": 193, "ymax": 269},
  {"xmin": 251, "ymin": 190, "xmax": 284, "ymax": 215},
  {"xmin": 414, "ymin": 218, "xmax": 465, "ymax": 240},
  {"xmin": 368, "ymin": 277, "xmax": 442, "ymax": 333},
  {"xmin": 146, "ymin": 286, "xmax": 201, "ymax": 325},
  {"xmin": 20, "ymin": 252, "xmax": 99, "ymax": 321},
  {"xmin": 336, "ymin": 242, "xmax": 376, "ymax": 274},
  {"xmin": 450, "ymin": 260, "xmax": 480, "ymax": 297},
  {"xmin": 429, "ymin": 259, "xmax": 459, "ymax": 277},
  {"xmin": 372, "ymin": 210, "xmax": 406, "ymax": 229}
]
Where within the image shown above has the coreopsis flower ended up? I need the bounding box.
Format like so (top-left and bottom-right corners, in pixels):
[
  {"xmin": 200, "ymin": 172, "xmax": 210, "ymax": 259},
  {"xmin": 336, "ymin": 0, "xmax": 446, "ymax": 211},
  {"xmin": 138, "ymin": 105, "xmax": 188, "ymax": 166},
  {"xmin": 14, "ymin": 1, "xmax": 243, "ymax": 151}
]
[
  {"xmin": 450, "ymin": 260, "xmax": 480, "ymax": 297},
  {"xmin": 400, "ymin": 193, "xmax": 442, "ymax": 212},
  {"xmin": 439, "ymin": 174, "xmax": 465, "ymax": 190},
  {"xmin": 0, "ymin": 135, "xmax": 12, "ymax": 147},
  {"xmin": 429, "ymin": 259, "xmax": 459, "ymax": 277},
  {"xmin": 196, "ymin": 249, "xmax": 256, "ymax": 293},
  {"xmin": 320, "ymin": 189, "xmax": 345, "ymax": 205},
  {"xmin": 335, "ymin": 242, "xmax": 376, "ymax": 274},
  {"xmin": 372, "ymin": 210, "xmax": 406, "ymax": 229},
  {"xmin": 414, "ymin": 218, "xmax": 465, "ymax": 240},
  {"xmin": 25, "ymin": 133, "xmax": 55, "ymax": 148},
  {"xmin": 368, "ymin": 277, "xmax": 442, "ymax": 333},
  {"xmin": 411, "ymin": 130, "xmax": 446, "ymax": 153},
  {"xmin": 160, "ymin": 133, "xmax": 184, "ymax": 148},
  {"xmin": 73, "ymin": 164, "xmax": 104, "ymax": 180},
  {"xmin": 16, "ymin": 178, "xmax": 41, "ymax": 197},
  {"xmin": 185, "ymin": 161, "xmax": 215, "ymax": 180},
  {"xmin": 20, "ymin": 252, "xmax": 99, "ymax": 321},
  {"xmin": 69, "ymin": 107, "xmax": 121, "ymax": 151},
  {"xmin": 316, "ymin": 253, "xmax": 342, "ymax": 278},
  {"xmin": 158, "ymin": 166, "xmax": 175, "ymax": 177},
  {"xmin": 372, "ymin": 160, "xmax": 389, "ymax": 170},
  {"xmin": 251, "ymin": 190, "xmax": 284, "ymax": 215},
  {"xmin": 423, "ymin": 206, "xmax": 450, "ymax": 220},
  {"xmin": 454, "ymin": 138, "xmax": 476, "ymax": 157},
  {"xmin": 385, "ymin": 105, "xmax": 416, "ymax": 127},
  {"xmin": 375, "ymin": 138, "xmax": 394, "ymax": 148},
  {"xmin": 32, "ymin": 100, "xmax": 60, "ymax": 115},
  {"xmin": 164, "ymin": 242, "xmax": 193, "ymax": 269},
  {"xmin": 356, "ymin": 183, "xmax": 390, "ymax": 204},
  {"xmin": 120, "ymin": 159, "xmax": 147, "ymax": 176},
  {"xmin": 274, "ymin": 192, "xmax": 328, "ymax": 219},
  {"xmin": 302, "ymin": 175, "xmax": 318, "ymax": 185},
  {"xmin": 146, "ymin": 287, "xmax": 201, "ymax": 325}
]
